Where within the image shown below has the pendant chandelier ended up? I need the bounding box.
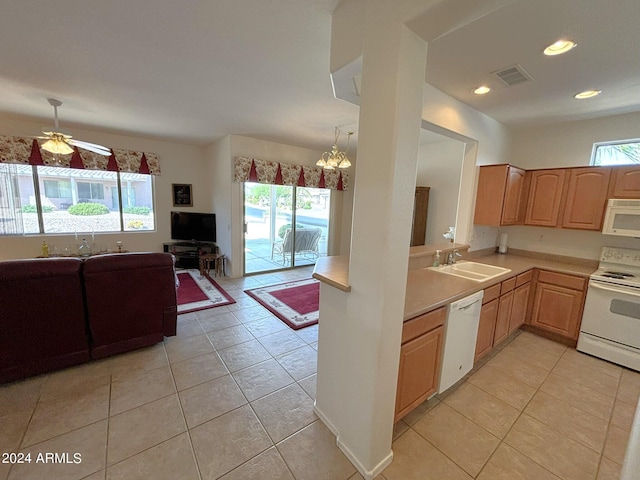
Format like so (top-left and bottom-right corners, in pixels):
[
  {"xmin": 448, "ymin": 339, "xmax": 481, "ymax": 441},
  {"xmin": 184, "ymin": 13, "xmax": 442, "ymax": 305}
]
[{"xmin": 316, "ymin": 127, "xmax": 353, "ymax": 170}]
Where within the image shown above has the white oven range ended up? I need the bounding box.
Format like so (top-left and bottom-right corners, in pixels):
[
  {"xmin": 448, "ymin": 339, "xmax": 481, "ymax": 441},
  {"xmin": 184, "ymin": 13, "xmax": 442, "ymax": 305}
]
[{"xmin": 577, "ymin": 247, "xmax": 640, "ymax": 371}]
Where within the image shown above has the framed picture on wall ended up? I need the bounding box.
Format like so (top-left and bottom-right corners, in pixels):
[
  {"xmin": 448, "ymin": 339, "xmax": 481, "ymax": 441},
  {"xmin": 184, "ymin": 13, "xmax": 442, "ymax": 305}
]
[{"xmin": 172, "ymin": 184, "xmax": 193, "ymax": 207}]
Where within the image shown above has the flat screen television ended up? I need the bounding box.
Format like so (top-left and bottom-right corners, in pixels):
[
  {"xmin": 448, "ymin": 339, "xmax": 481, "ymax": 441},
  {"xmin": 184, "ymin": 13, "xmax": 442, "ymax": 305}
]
[{"xmin": 170, "ymin": 211, "xmax": 216, "ymax": 243}]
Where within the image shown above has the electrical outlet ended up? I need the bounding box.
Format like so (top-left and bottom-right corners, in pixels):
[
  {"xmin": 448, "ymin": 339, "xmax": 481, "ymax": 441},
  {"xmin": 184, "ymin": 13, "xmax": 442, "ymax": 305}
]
[
  {"xmin": 468, "ymin": 231, "xmax": 475, "ymax": 242},
  {"xmin": 539, "ymin": 234, "xmax": 544, "ymax": 242}
]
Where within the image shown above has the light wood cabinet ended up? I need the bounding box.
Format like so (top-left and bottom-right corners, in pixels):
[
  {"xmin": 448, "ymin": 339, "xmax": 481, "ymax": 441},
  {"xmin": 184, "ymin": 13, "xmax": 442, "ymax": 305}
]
[
  {"xmin": 475, "ymin": 298, "xmax": 498, "ymax": 361},
  {"xmin": 493, "ymin": 290, "xmax": 514, "ymax": 345},
  {"xmin": 509, "ymin": 282, "xmax": 531, "ymax": 334},
  {"xmin": 562, "ymin": 167, "xmax": 611, "ymax": 230},
  {"xmin": 525, "ymin": 169, "xmax": 567, "ymax": 226},
  {"xmin": 610, "ymin": 166, "xmax": 640, "ymax": 198},
  {"xmin": 474, "ymin": 165, "xmax": 525, "ymax": 226},
  {"xmin": 395, "ymin": 307, "xmax": 445, "ymax": 422},
  {"xmin": 411, "ymin": 187, "xmax": 430, "ymax": 246},
  {"xmin": 530, "ymin": 270, "xmax": 587, "ymax": 341}
]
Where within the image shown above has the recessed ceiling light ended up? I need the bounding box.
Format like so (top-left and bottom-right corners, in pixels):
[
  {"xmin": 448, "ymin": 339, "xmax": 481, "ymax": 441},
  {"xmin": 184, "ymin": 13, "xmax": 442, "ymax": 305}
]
[
  {"xmin": 574, "ymin": 90, "xmax": 601, "ymax": 99},
  {"xmin": 544, "ymin": 39, "xmax": 577, "ymax": 56},
  {"xmin": 473, "ymin": 86, "xmax": 491, "ymax": 95}
]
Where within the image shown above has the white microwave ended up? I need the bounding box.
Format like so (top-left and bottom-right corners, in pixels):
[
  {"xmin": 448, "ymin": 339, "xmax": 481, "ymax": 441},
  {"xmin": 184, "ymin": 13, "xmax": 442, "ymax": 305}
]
[{"xmin": 602, "ymin": 199, "xmax": 640, "ymax": 237}]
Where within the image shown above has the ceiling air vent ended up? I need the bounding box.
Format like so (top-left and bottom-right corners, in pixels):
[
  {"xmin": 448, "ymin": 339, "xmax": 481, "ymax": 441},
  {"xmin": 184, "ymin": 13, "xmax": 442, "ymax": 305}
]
[{"xmin": 492, "ymin": 64, "xmax": 533, "ymax": 87}]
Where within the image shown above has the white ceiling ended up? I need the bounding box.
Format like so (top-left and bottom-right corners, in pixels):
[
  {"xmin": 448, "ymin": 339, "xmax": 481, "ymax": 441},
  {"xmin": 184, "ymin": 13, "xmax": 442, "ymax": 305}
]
[{"xmin": 0, "ymin": 0, "xmax": 638, "ymax": 151}]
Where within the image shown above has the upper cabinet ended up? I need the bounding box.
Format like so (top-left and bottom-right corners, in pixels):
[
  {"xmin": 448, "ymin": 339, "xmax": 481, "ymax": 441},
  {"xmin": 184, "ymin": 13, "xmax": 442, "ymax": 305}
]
[
  {"xmin": 524, "ymin": 169, "xmax": 567, "ymax": 227},
  {"xmin": 610, "ymin": 166, "xmax": 640, "ymax": 198},
  {"xmin": 474, "ymin": 165, "xmax": 525, "ymax": 226},
  {"xmin": 474, "ymin": 164, "xmax": 640, "ymax": 232},
  {"xmin": 562, "ymin": 167, "xmax": 611, "ymax": 230}
]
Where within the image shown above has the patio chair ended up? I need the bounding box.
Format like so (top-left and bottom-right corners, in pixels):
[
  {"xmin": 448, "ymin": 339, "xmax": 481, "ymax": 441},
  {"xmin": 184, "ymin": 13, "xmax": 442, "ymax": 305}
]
[{"xmin": 272, "ymin": 228, "xmax": 322, "ymax": 264}]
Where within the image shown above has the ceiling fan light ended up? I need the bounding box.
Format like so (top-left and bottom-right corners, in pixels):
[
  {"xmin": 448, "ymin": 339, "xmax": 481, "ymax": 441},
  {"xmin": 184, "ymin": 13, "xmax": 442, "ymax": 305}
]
[
  {"xmin": 574, "ymin": 90, "xmax": 601, "ymax": 99},
  {"xmin": 41, "ymin": 138, "xmax": 74, "ymax": 155},
  {"xmin": 544, "ymin": 39, "xmax": 577, "ymax": 56}
]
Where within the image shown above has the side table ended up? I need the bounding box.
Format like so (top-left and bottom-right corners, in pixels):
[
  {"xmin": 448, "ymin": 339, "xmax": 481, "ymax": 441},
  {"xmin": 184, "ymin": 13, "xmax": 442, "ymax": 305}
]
[{"xmin": 199, "ymin": 253, "xmax": 225, "ymax": 277}]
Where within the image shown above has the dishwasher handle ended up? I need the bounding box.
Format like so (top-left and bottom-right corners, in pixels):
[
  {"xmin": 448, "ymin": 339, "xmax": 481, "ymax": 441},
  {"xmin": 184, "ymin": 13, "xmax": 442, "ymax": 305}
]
[{"xmin": 453, "ymin": 298, "xmax": 482, "ymax": 311}]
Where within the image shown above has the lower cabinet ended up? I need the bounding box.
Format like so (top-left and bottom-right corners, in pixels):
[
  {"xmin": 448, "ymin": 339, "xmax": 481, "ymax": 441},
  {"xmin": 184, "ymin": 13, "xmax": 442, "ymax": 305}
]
[
  {"xmin": 530, "ymin": 270, "xmax": 586, "ymax": 342},
  {"xmin": 395, "ymin": 307, "xmax": 445, "ymax": 422},
  {"xmin": 475, "ymin": 270, "xmax": 533, "ymax": 362},
  {"xmin": 509, "ymin": 271, "xmax": 533, "ymax": 334},
  {"xmin": 475, "ymin": 298, "xmax": 498, "ymax": 361}
]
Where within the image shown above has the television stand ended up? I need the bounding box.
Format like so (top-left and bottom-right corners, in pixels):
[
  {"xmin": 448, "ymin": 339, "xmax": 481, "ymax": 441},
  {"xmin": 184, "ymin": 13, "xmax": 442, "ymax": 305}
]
[{"xmin": 163, "ymin": 241, "xmax": 217, "ymax": 269}]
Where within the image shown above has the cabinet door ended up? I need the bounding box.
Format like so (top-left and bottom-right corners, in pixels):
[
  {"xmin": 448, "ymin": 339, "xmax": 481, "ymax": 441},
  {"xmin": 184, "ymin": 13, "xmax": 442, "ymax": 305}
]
[
  {"xmin": 501, "ymin": 166, "xmax": 526, "ymax": 225},
  {"xmin": 531, "ymin": 283, "xmax": 584, "ymax": 340},
  {"xmin": 475, "ymin": 298, "xmax": 498, "ymax": 361},
  {"xmin": 493, "ymin": 290, "xmax": 514, "ymax": 346},
  {"xmin": 562, "ymin": 167, "xmax": 611, "ymax": 230},
  {"xmin": 395, "ymin": 326, "xmax": 443, "ymax": 422},
  {"xmin": 611, "ymin": 166, "xmax": 640, "ymax": 198},
  {"xmin": 525, "ymin": 169, "xmax": 566, "ymax": 226},
  {"xmin": 509, "ymin": 282, "xmax": 531, "ymax": 334},
  {"xmin": 474, "ymin": 165, "xmax": 509, "ymax": 226}
]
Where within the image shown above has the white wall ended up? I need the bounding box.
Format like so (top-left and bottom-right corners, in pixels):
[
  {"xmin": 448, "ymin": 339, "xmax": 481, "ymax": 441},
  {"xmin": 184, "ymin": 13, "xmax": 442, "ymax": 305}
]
[
  {"xmin": 416, "ymin": 139, "xmax": 465, "ymax": 244},
  {"xmin": 503, "ymin": 111, "xmax": 640, "ymax": 260},
  {"xmin": 0, "ymin": 114, "xmax": 207, "ymax": 261},
  {"xmin": 204, "ymin": 135, "xmax": 233, "ymax": 270},
  {"xmin": 420, "ymin": 83, "xmax": 512, "ymax": 251}
]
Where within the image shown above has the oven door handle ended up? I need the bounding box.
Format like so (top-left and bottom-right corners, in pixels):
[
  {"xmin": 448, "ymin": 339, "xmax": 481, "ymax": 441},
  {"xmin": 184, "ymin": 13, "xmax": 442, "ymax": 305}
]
[{"xmin": 590, "ymin": 281, "xmax": 640, "ymax": 297}]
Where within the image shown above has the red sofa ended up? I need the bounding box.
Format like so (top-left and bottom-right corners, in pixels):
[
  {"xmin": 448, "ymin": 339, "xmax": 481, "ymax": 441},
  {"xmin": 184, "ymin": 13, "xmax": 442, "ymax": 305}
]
[
  {"xmin": 83, "ymin": 253, "xmax": 177, "ymax": 359},
  {"xmin": 0, "ymin": 258, "xmax": 90, "ymax": 383},
  {"xmin": 0, "ymin": 252, "xmax": 177, "ymax": 383}
]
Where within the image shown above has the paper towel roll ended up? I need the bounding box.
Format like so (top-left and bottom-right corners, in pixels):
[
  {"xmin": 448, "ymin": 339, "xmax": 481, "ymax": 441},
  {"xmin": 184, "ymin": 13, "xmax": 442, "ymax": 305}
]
[{"xmin": 498, "ymin": 233, "xmax": 508, "ymax": 254}]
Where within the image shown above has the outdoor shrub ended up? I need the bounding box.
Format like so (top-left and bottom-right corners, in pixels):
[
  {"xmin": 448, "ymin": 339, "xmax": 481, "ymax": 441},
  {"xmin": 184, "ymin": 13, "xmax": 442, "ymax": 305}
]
[
  {"xmin": 127, "ymin": 220, "xmax": 144, "ymax": 229},
  {"xmin": 68, "ymin": 203, "xmax": 109, "ymax": 216},
  {"xmin": 124, "ymin": 206, "xmax": 151, "ymax": 215},
  {"xmin": 22, "ymin": 205, "xmax": 54, "ymax": 213}
]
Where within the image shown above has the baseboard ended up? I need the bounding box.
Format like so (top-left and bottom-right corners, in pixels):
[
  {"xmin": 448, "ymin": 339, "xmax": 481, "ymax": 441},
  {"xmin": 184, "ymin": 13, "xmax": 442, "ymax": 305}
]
[
  {"xmin": 336, "ymin": 437, "xmax": 393, "ymax": 480},
  {"xmin": 313, "ymin": 402, "xmax": 339, "ymax": 437},
  {"xmin": 313, "ymin": 401, "xmax": 394, "ymax": 479}
]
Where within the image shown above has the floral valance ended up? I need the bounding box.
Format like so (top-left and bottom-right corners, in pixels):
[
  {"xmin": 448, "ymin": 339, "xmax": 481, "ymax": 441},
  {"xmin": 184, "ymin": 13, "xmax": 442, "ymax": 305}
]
[
  {"xmin": 0, "ymin": 135, "xmax": 161, "ymax": 175},
  {"xmin": 234, "ymin": 156, "xmax": 349, "ymax": 191}
]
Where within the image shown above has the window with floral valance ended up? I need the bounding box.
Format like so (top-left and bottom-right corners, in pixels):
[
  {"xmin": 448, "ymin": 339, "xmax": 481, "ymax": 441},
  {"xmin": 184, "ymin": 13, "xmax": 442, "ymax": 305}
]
[
  {"xmin": 0, "ymin": 135, "xmax": 161, "ymax": 175},
  {"xmin": 234, "ymin": 156, "xmax": 349, "ymax": 190}
]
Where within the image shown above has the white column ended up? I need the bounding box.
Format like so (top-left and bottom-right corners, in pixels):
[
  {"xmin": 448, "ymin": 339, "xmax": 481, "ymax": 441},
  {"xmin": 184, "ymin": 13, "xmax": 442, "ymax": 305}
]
[{"xmin": 315, "ymin": 6, "xmax": 427, "ymax": 478}]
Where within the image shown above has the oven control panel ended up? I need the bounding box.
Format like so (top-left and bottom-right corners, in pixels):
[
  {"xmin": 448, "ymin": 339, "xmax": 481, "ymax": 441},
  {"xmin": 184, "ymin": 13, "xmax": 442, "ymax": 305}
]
[{"xmin": 600, "ymin": 247, "xmax": 640, "ymax": 266}]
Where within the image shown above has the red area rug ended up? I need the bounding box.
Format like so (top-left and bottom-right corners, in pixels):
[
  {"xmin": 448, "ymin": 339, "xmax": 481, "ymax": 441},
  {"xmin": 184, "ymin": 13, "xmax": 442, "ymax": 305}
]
[
  {"xmin": 245, "ymin": 278, "xmax": 319, "ymax": 330},
  {"xmin": 176, "ymin": 270, "xmax": 235, "ymax": 314}
]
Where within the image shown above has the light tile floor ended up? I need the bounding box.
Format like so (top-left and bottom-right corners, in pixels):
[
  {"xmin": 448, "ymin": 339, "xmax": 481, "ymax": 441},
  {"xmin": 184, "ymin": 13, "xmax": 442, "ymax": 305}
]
[{"xmin": 1, "ymin": 266, "xmax": 638, "ymax": 480}]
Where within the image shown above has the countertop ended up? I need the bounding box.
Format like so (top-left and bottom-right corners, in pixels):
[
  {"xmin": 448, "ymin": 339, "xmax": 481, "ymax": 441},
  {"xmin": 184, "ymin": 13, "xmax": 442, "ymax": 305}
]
[
  {"xmin": 313, "ymin": 255, "xmax": 350, "ymax": 292},
  {"xmin": 404, "ymin": 252, "xmax": 596, "ymax": 320},
  {"xmin": 312, "ymin": 250, "xmax": 597, "ymax": 320}
]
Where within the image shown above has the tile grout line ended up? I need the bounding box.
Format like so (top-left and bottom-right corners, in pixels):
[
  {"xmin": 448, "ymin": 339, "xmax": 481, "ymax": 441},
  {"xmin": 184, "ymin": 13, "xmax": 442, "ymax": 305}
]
[
  {"xmin": 165, "ymin": 342, "xmax": 204, "ymax": 480},
  {"xmin": 471, "ymin": 340, "xmax": 565, "ymax": 479}
]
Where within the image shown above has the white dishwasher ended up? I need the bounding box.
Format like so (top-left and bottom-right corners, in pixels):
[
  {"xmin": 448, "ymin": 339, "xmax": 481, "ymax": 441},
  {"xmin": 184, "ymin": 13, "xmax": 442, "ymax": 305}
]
[{"xmin": 438, "ymin": 290, "xmax": 484, "ymax": 393}]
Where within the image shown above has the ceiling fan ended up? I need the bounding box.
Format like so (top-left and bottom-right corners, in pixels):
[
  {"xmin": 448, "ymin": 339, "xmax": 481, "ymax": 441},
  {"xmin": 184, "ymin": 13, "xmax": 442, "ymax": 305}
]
[{"xmin": 36, "ymin": 98, "xmax": 111, "ymax": 156}]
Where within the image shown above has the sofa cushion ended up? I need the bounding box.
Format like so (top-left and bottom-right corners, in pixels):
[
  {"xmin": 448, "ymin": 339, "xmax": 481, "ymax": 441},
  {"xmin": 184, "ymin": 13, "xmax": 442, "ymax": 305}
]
[
  {"xmin": 0, "ymin": 257, "xmax": 90, "ymax": 383},
  {"xmin": 83, "ymin": 252, "xmax": 177, "ymax": 359}
]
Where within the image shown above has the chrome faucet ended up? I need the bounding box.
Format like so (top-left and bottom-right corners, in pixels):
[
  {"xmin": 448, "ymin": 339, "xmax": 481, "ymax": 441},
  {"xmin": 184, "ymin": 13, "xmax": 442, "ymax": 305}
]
[{"xmin": 446, "ymin": 249, "xmax": 463, "ymax": 265}]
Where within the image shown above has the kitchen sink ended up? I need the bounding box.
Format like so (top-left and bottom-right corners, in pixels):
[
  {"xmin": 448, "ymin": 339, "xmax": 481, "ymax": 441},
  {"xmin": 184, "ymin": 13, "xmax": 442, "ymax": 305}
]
[{"xmin": 428, "ymin": 261, "xmax": 511, "ymax": 282}]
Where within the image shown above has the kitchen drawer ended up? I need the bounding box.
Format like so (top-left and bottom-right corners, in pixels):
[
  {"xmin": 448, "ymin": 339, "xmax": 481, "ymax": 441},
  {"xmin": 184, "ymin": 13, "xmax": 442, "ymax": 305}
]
[
  {"xmin": 516, "ymin": 270, "xmax": 533, "ymax": 287},
  {"xmin": 402, "ymin": 306, "xmax": 446, "ymax": 344},
  {"xmin": 537, "ymin": 270, "xmax": 586, "ymax": 291},
  {"xmin": 483, "ymin": 284, "xmax": 501, "ymax": 304},
  {"xmin": 500, "ymin": 277, "xmax": 516, "ymax": 295}
]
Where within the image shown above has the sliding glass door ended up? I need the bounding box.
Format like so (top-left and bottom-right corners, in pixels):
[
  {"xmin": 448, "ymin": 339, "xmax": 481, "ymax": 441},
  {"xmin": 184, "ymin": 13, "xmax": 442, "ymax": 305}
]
[{"xmin": 243, "ymin": 183, "xmax": 330, "ymax": 275}]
